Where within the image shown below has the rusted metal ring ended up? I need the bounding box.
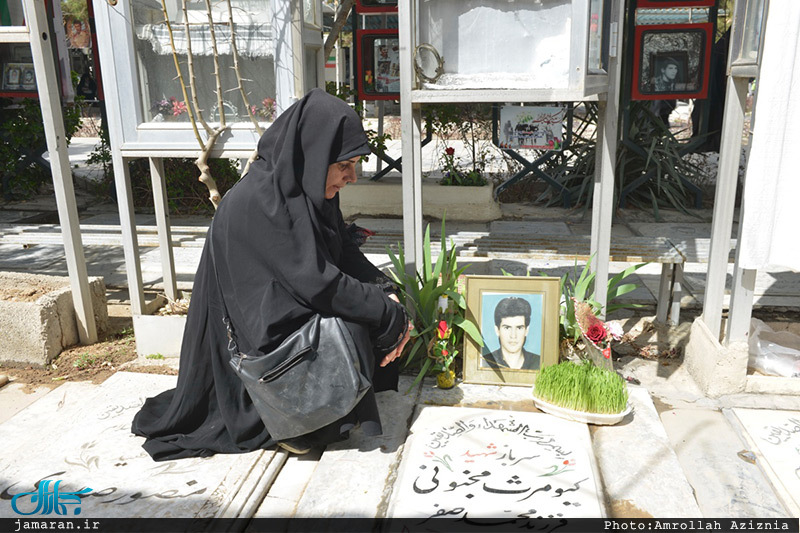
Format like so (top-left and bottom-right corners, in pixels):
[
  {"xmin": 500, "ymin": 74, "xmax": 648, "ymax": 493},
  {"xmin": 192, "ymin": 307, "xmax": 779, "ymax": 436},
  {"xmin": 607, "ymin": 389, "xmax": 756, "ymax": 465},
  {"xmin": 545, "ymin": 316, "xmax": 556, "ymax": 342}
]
[{"xmin": 413, "ymin": 43, "xmax": 444, "ymax": 84}]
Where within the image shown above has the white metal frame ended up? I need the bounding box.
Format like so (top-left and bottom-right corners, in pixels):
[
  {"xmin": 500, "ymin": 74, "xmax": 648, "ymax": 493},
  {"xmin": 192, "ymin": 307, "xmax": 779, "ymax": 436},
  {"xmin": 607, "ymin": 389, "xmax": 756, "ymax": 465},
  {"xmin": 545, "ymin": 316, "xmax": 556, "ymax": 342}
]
[
  {"xmin": 0, "ymin": 0, "xmax": 98, "ymax": 343},
  {"xmin": 31, "ymin": 0, "xmax": 98, "ymax": 339},
  {"xmin": 702, "ymin": 0, "xmax": 769, "ymax": 344},
  {"xmin": 398, "ymin": 0, "xmax": 623, "ymax": 315},
  {"xmin": 92, "ymin": 0, "xmax": 319, "ymax": 314}
]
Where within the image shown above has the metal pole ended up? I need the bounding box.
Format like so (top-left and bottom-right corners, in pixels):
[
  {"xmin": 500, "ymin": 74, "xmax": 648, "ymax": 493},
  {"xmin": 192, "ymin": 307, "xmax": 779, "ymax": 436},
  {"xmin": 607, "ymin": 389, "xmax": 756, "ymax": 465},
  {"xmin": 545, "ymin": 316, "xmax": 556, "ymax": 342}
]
[
  {"xmin": 590, "ymin": 0, "xmax": 625, "ymax": 319},
  {"xmin": 701, "ymin": 76, "xmax": 748, "ymax": 338},
  {"xmin": 26, "ymin": 0, "xmax": 97, "ymax": 343}
]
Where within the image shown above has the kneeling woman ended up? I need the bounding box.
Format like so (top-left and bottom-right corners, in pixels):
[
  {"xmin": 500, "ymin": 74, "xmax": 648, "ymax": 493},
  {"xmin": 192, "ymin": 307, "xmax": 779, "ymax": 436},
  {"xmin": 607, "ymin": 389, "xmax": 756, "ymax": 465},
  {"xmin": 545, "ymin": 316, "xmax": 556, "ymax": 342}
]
[{"xmin": 132, "ymin": 89, "xmax": 412, "ymax": 460}]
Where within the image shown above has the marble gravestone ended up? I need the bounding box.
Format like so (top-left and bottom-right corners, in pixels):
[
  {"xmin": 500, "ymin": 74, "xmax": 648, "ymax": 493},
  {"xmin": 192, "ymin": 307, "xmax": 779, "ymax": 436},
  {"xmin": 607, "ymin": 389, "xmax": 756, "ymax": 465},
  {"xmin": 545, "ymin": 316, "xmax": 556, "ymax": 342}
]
[
  {"xmin": 732, "ymin": 408, "xmax": 800, "ymax": 516},
  {"xmin": 387, "ymin": 406, "xmax": 604, "ymax": 521},
  {"xmin": 0, "ymin": 372, "xmax": 276, "ymax": 519}
]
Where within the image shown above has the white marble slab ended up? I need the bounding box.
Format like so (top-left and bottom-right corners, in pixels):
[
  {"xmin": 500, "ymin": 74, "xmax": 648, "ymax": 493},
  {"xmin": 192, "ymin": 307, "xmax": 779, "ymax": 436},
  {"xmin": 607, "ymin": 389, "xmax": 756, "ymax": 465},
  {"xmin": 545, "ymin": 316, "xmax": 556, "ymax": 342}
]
[
  {"xmin": 0, "ymin": 372, "xmax": 273, "ymax": 519},
  {"xmin": 591, "ymin": 387, "xmax": 701, "ymax": 518},
  {"xmin": 291, "ymin": 376, "xmax": 421, "ymax": 518},
  {"xmin": 731, "ymin": 408, "xmax": 800, "ymax": 517},
  {"xmin": 387, "ymin": 406, "xmax": 604, "ymax": 520},
  {"xmin": 660, "ymin": 408, "xmax": 785, "ymax": 517}
]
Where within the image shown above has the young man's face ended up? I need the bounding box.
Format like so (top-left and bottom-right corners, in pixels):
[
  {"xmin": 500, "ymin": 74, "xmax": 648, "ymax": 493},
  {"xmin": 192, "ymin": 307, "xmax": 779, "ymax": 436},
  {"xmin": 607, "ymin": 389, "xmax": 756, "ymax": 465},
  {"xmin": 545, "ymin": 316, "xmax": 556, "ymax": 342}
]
[
  {"xmin": 663, "ymin": 64, "xmax": 678, "ymax": 80},
  {"xmin": 495, "ymin": 316, "xmax": 529, "ymax": 355}
]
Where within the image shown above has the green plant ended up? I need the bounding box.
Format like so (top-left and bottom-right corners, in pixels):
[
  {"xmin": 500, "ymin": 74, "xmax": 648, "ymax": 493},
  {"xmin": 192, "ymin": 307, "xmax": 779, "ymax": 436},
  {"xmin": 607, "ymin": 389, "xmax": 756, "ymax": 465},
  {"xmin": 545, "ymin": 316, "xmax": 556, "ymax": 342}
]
[
  {"xmin": 425, "ymin": 103, "xmax": 494, "ymax": 184},
  {"xmin": 73, "ymin": 353, "xmax": 98, "ymax": 369},
  {"xmin": 557, "ymin": 258, "xmax": 646, "ymax": 343},
  {"xmin": 0, "ymin": 97, "xmax": 82, "ymax": 200},
  {"xmin": 387, "ymin": 220, "xmax": 482, "ymax": 388},
  {"xmin": 439, "ymin": 146, "xmax": 488, "ymax": 187},
  {"xmin": 146, "ymin": 353, "xmax": 165, "ymax": 360},
  {"xmin": 533, "ymin": 360, "xmax": 628, "ymax": 414},
  {"xmin": 127, "ymin": 158, "xmax": 241, "ymax": 216}
]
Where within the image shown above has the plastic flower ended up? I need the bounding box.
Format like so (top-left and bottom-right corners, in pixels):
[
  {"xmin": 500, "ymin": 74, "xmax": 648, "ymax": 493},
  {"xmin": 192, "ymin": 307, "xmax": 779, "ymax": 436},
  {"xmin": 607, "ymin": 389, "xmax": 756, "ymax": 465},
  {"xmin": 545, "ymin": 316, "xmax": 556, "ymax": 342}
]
[
  {"xmin": 607, "ymin": 322, "xmax": 624, "ymax": 340},
  {"xmin": 171, "ymin": 98, "xmax": 187, "ymax": 116},
  {"xmin": 445, "ymin": 147, "xmax": 455, "ymax": 156},
  {"xmin": 586, "ymin": 323, "xmax": 607, "ymax": 343},
  {"xmin": 437, "ymin": 319, "xmax": 450, "ymax": 339}
]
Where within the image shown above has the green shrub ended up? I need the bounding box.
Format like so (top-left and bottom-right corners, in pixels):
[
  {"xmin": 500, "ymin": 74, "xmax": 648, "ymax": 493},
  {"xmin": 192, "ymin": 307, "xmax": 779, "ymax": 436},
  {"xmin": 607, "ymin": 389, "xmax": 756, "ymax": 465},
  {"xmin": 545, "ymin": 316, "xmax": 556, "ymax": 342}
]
[
  {"xmin": 128, "ymin": 158, "xmax": 241, "ymax": 215},
  {"xmin": 0, "ymin": 97, "xmax": 82, "ymax": 200}
]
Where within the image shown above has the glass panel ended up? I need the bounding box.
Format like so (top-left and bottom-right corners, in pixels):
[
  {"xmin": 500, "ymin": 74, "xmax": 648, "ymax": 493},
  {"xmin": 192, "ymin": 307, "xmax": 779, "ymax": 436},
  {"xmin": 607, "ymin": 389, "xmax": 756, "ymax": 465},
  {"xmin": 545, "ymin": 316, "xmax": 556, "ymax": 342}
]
[
  {"xmin": 587, "ymin": 0, "xmax": 604, "ymax": 73},
  {"xmin": 416, "ymin": 0, "xmax": 572, "ymax": 89},
  {"xmin": 304, "ymin": 0, "xmax": 318, "ymax": 26},
  {"xmin": 0, "ymin": 0, "xmax": 25, "ymax": 26},
  {"xmin": 132, "ymin": 0, "xmax": 276, "ymax": 124},
  {"xmin": 0, "ymin": 43, "xmax": 35, "ymax": 92},
  {"xmin": 304, "ymin": 47, "xmax": 319, "ymax": 90},
  {"xmin": 635, "ymin": 8, "xmax": 709, "ymax": 25},
  {"xmin": 737, "ymin": 0, "xmax": 766, "ymax": 63},
  {"xmin": 361, "ymin": 34, "xmax": 400, "ymax": 95}
]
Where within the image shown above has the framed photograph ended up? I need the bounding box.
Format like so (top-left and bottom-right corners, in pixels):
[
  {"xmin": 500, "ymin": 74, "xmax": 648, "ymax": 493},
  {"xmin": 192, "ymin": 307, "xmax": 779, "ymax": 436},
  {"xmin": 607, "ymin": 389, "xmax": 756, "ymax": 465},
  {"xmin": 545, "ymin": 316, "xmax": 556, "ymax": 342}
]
[
  {"xmin": 498, "ymin": 105, "xmax": 567, "ymax": 151},
  {"xmin": 356, "ymin": 30, "xmax": 400, "ymax": 101},
  {"xmin": 3, "ymin": 62, "xmax": 35, "ymax": 91},
  {"xmin": 638, "ymin": 0, "xmax": 714, "ymax": 7},
  {"xmin": 632, "ymin": 23, "xmax": 712, "ymax": 100},
  {"xmin": 355, "ymin": 0, "xmax": 397, "ymax": 13},
  {"xmin": 462, "ymin": 276, "xmax": 561, "ymax": 386}
]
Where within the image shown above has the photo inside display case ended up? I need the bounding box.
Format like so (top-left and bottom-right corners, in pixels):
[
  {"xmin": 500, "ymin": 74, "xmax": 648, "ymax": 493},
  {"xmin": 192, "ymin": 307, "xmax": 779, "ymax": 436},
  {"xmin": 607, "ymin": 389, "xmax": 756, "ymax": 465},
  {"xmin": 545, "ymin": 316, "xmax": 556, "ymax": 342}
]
[
  {"xmin": 632, "ymin": 23, "xmax": 712, "ymax": 100},
  {"xmin": 357, "ymin": 31, "xmax": 399, "ymax": 100},
  {"xmin": 131, "ymin": 0, "xmax": 276, "ymax": 123}
]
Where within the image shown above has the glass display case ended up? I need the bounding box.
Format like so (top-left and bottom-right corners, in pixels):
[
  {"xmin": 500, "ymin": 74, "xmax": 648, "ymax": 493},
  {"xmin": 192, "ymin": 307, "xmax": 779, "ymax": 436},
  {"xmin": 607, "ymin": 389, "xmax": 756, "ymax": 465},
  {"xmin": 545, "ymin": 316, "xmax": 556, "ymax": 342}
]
[
  {"xmin": 407, "ymin": 0, "xmax": 611, "ymax": 101},
  {"xmin": 1, "ymin": 0, "xmax": 35, "ymax": 97},
  {"xmin": 94, "ymin": 0, "xmax": 320, "ymax": 155},
  {"xmin": 729, "ymin": 0, "xmax": 767, "ymax": 76}
]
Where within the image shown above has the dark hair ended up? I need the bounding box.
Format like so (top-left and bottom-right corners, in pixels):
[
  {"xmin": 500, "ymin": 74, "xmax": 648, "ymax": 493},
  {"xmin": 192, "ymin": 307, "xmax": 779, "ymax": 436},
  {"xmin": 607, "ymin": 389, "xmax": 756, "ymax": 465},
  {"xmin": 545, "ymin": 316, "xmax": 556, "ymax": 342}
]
[
  {"xmin": 494, "ymin": 297, "xmax": 532, "ymax": 327},
  {"xmin": 661, "ymin": 57, "xmax": 679, "ymax": 69}
]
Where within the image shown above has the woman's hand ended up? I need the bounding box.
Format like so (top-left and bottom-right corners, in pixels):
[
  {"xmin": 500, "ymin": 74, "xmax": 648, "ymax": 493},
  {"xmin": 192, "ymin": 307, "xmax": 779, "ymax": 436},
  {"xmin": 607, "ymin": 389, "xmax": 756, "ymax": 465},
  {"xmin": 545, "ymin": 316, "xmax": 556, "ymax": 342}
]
[{"xmin": 381, "ymin": 294, "xmax": 414, "ymax": 367}]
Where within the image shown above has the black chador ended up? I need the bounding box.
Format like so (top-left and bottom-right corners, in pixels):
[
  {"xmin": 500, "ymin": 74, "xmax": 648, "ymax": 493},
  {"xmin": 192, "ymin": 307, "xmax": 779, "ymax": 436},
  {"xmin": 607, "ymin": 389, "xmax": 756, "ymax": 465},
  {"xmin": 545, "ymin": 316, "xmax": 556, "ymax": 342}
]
[{"xmin": 132, "ymin": 89, "xmax": 407, "ymax": 461}]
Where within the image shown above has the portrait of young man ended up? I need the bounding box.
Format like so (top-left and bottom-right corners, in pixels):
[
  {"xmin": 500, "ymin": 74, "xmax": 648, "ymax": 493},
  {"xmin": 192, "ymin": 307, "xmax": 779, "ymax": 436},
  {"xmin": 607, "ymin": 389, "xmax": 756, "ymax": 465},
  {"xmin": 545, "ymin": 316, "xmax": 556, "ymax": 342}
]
[{"xmin": 481, "ymin": 296, "xmax": 541, "ymax": 370}]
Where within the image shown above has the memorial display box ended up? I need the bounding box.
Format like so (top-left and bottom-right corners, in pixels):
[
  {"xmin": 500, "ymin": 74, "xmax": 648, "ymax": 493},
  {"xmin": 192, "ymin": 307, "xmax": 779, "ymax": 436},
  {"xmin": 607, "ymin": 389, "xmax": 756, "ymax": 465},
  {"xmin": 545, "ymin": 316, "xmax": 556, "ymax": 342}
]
[
  {"xmin": 93, "ymin": 0, "xmax": 322, "ymax": 156},
  {"xmin": 405, "ymin": 0, "xmax": 613, "ymax": 103}
]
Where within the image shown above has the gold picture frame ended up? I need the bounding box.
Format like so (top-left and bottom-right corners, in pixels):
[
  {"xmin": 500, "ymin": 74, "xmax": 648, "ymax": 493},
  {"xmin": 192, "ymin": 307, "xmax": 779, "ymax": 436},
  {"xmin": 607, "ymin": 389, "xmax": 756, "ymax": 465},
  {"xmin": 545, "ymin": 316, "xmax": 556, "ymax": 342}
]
[{"xmin": 462, "ymin": 275, "xmax": 560, "ymax": 386}]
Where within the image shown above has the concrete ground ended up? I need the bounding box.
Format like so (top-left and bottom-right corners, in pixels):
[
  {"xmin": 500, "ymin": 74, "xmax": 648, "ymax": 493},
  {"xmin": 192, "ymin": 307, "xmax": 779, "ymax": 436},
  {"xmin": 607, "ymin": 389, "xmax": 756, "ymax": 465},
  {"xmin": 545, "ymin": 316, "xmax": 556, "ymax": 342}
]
[{"xmin": 0, "ymin": 137, "xmax": 799, "ymax": 523}]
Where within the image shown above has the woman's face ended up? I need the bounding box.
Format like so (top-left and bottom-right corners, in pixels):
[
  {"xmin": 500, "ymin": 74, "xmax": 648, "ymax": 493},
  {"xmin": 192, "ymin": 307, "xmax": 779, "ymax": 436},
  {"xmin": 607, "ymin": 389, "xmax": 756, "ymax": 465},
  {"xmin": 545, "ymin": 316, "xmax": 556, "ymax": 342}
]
[{"xmin": 325, "ymin": 157, "xmax": 360, "ymax": 199}]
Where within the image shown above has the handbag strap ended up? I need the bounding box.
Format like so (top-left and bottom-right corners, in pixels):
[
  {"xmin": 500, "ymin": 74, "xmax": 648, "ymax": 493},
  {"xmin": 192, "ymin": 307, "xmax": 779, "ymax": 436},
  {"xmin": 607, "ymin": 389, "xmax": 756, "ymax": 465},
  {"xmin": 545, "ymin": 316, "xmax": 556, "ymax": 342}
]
[{"xmin": 207, "ymin": 226, "xmax": 243, "ymax": 364}]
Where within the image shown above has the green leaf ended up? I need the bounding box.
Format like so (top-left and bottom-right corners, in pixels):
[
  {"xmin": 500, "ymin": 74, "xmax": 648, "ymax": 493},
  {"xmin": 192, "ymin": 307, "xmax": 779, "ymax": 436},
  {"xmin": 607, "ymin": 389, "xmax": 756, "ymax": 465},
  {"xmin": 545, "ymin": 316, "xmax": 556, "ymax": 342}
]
[{"xmin": 453, "ymin": 315, "xmax": 483, "ymax": 346}]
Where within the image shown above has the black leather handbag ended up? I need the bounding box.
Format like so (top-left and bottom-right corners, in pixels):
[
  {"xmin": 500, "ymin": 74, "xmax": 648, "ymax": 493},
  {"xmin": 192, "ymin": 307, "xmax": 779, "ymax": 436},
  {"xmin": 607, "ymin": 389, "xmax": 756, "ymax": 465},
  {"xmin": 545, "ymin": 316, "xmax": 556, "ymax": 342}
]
[
  {"xmin": 227, "ymin": 314, "xmax": 371, "ymax": 441},
  {"xmin": 209, "ymin": 228, "xmax": 371, "ymax": 441}
]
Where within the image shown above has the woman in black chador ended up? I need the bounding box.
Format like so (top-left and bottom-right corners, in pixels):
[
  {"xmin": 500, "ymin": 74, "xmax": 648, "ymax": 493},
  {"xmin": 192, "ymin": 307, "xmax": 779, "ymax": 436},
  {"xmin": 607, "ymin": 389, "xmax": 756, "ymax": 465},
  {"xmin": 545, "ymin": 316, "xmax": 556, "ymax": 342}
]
[{"xmin": 132, "ymin": 89, "xmax": 412, "ymax": 460}]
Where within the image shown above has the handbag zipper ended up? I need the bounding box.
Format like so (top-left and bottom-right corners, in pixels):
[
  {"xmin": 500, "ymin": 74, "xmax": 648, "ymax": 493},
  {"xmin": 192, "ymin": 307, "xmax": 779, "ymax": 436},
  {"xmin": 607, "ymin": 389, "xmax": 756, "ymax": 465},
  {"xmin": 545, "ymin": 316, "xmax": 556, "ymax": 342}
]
[{"xmin": 258, "ymin": 347, "xmax": 313, "ymax": 383}]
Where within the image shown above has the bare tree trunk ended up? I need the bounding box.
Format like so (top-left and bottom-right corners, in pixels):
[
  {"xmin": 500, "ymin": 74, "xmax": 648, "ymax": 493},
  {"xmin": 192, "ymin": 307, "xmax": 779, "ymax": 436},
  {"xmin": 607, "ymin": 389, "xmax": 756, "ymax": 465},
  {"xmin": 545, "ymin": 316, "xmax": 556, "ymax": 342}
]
[{"xmin": 323, "ymin": 0, "xmax": 355, "ymax": 61}]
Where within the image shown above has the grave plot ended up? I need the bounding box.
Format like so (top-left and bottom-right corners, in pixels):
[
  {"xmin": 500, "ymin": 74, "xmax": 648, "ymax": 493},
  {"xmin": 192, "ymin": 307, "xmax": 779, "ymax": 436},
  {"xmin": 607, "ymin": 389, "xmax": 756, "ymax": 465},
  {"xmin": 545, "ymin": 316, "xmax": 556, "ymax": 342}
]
[
  {"xmin": 731, "ymin": 408, "xmax": 800, "ymax": 516},
  {"xmin": 387, "ymin": 406, "xmax": 605, "ymax": 521},
  {"xmin": 0, "ymin": 372, "xmax": 278, "ymax": 519}
]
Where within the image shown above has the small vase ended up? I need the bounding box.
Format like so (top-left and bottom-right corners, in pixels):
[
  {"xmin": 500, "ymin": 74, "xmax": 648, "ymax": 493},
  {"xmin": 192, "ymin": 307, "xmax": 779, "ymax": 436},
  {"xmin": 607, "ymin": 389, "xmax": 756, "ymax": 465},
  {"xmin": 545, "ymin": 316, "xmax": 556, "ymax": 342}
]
[{"xmin": 436, "ymin": 369, "xmax": 456, "ymax": 389}]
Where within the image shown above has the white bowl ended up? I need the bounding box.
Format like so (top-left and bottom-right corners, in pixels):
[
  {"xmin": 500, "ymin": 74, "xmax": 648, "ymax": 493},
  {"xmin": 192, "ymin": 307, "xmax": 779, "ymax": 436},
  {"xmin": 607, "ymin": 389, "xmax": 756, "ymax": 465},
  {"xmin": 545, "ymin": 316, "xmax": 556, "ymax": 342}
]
[{"xmin": 531, "ymin": 389, "xmax": 633, "ymax": 425}]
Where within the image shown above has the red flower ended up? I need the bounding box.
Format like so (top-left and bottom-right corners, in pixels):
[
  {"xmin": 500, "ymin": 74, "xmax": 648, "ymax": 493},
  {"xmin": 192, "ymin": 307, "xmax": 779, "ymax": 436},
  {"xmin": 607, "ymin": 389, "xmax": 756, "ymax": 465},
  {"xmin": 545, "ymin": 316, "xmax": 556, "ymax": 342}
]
[
  {"xmin": 445, "ymin": 147, "xmax": 455, "ymax": 156},
  {"xmin": 442, "ymin": 349, "xmax": 449, "ymax": 357},
  {"xmin": 586, "ymin": 323, "xmax": 607, "ymax": 343},
  {"xmin": 437, "ymin": 320, "xmax": 449, "ymax": 339}
]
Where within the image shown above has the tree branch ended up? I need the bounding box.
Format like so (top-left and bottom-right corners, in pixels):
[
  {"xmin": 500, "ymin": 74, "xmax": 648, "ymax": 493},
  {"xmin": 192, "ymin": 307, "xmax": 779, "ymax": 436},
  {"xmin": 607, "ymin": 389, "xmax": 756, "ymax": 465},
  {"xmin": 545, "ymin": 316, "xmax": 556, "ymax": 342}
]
[{"xmin": 323, "ymin": 0, "xmax": 355, "ymax": 61}]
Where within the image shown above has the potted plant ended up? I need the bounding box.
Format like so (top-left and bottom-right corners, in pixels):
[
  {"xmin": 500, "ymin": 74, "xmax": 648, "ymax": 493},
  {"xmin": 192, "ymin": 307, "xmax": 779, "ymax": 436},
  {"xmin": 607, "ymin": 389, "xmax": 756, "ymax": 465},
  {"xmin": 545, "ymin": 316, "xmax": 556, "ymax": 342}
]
[
  {"xmin": 387, "ymin": 220, "xmax": 483, "ymax": 389},
  {"xmin": 532, "ymin": 359, "xmax": 630, "ymax": 425}
]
